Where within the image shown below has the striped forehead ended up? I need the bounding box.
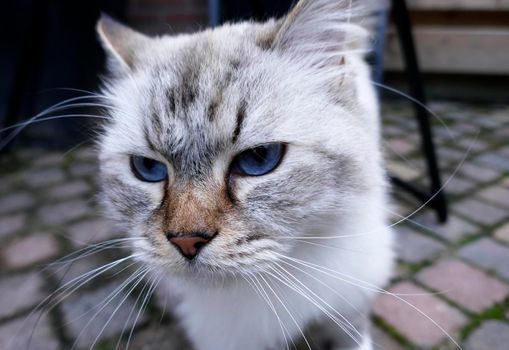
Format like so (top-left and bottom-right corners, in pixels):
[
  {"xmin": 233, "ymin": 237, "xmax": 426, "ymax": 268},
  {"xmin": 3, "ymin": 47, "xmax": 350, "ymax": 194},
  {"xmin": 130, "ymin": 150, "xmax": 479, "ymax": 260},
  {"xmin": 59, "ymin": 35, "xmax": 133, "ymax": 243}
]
[{"xmin": 143, "ymin": 55, "xmax": 246, "ymax": 179}]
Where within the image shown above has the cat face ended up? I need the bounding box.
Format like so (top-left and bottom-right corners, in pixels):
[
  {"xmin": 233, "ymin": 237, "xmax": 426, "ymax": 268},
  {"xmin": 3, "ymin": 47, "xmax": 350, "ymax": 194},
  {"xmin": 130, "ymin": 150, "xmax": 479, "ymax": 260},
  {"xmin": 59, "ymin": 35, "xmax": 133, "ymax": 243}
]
[{"xmin": 97, "ymin": 0, "xmax": 384, "ymax": 279}]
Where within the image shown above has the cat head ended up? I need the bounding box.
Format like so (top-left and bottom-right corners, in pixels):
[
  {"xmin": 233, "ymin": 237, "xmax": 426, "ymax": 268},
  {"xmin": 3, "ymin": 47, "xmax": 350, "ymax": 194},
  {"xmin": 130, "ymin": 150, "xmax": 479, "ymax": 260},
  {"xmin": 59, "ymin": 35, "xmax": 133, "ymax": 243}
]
[{"xmin": 96, "ymin": 0, "xmax": 384, "ymax": 279}]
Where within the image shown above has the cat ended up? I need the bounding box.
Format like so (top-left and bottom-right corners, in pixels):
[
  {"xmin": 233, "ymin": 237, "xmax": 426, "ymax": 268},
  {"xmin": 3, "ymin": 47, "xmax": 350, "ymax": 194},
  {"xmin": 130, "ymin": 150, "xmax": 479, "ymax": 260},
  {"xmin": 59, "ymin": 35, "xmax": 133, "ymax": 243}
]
[{"xmin": 96, "ymin": 0, "xmax": 394, "ymax": 349}]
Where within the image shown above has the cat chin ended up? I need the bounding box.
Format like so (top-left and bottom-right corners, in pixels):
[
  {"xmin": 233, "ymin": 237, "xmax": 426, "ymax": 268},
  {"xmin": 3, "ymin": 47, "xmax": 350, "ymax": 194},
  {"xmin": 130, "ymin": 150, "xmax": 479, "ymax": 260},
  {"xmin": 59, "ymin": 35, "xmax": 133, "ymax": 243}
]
[
  {"xmin": 144, "ymin": 255, "xmax": 275, "ymax": 281},
  {"xmin": 148, "ymin": 265, "xmax": 258, "ymax": 290}
]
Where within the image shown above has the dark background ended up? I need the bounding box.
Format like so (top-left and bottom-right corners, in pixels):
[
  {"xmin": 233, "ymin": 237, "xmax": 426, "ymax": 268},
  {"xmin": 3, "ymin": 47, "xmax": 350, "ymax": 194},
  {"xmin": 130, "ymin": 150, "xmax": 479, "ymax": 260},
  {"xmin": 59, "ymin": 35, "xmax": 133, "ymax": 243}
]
[
  {"xmin": 0, "ymin": 0, "xmax": 132, "ymax": 150},
  {"xmin": 0, "ymin": 0, "xmax": 298, "ymax": 151}
]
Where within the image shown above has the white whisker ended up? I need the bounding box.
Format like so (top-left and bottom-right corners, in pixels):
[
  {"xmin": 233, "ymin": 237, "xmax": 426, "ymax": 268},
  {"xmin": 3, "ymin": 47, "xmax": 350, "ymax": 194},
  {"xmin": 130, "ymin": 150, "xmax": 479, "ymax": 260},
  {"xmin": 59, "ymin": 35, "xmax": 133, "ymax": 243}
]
[
  {"xmin": 69, "ymin": 266, "xmax": 151, "ymax": 350},
  {"xmin": 128, "ymin": 274, "xmax": 162, "ymax": 349},
  {"xmin": 267, "ymin": 265, "xmax": 362, "ymax": 347},
  {"xmin": 258, "ymin": 273, "xmax": 312, "ymax": 350},
  {"xmin": 19, "ymin": 254, "xmax": 141, "ymax": 350},
  {"xmin": 372, "ymin": 81, "xmax": 456, "ymax": 141},
  {"xmin": 278, "ymin": 254, "xmax": 462, "ymax": 349},
  {"xmin": 276, "ymin": 259, "xmax": 362, "ymax": 316},
  {"xmin": 282, "ymin": 131, "xmax": 479, "ymax": 241},
  {"xmin": 246, "ymin": 273, "xmax": 293, "ymax": 350}
]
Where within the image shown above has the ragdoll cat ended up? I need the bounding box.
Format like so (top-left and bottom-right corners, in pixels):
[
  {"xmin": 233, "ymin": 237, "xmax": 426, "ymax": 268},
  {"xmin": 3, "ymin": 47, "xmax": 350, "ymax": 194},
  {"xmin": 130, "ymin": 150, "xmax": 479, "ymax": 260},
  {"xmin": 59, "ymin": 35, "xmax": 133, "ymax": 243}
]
[{"xmin": 96, "ymin": 0, "xmax": 394, "ymax": 349}]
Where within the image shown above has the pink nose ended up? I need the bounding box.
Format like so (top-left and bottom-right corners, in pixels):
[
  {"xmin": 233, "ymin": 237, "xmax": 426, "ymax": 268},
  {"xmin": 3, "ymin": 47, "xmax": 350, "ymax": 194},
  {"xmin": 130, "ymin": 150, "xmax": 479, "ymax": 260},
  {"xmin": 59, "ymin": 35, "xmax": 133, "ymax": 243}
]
[{"xmin": 167, "ymin": 234, "xmax": 213, "ymax": 260}]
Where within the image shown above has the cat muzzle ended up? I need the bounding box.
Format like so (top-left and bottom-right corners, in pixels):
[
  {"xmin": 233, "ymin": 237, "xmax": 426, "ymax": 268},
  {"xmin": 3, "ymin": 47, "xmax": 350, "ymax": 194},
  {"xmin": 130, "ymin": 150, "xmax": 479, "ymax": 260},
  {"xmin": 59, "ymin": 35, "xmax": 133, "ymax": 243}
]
[{"xmin": 166, "ymin": 232, "xmax": 217, "ymax": 260}]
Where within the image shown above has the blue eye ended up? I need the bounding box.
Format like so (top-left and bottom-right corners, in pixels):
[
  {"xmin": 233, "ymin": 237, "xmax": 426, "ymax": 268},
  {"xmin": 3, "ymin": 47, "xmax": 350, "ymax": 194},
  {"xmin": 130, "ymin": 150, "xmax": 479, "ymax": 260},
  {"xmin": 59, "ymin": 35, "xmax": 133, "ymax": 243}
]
[
  {"xmin": 130, "ymin": 156, "xmax": 168, "ymax": 182},
  {"xmin": 232, "ymin": 143, "xmax": 285, "ymax": 176}
]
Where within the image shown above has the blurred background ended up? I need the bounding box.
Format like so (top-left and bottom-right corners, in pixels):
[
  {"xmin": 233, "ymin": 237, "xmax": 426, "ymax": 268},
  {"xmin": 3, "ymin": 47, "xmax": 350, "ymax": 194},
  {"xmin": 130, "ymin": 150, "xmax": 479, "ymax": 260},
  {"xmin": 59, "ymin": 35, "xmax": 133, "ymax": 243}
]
[
  {"xmin": 1, "ymin": 1, "xmax": 509, "ymax": 349},
  {"xmin": 1, "ymin": 0, "xmax": 508, "ymax": 148}
]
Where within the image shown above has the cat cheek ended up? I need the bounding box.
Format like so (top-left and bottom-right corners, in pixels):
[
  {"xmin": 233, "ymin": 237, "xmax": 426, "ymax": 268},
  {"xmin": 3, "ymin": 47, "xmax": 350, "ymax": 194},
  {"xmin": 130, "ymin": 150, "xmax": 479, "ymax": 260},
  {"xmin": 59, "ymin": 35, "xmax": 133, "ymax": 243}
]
[
  {"xmin": 227, "ymin": 175, "xmax": 269, "ymax": 203},
  {"xmin": 146, "ymin": 185, "xmax": 166, "ymax": 206},
  {"xmin": 100, "ymin": 178, "xmax": 164, "ymax": 226}
]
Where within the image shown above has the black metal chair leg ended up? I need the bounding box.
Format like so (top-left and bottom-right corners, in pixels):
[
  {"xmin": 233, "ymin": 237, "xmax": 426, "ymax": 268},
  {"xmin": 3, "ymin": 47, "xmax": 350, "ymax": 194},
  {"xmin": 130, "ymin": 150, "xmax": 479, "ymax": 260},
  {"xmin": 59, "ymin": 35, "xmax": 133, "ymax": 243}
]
[{"xmin": 390, "ymin": 0, "xmax": 448, "ymax": 222}]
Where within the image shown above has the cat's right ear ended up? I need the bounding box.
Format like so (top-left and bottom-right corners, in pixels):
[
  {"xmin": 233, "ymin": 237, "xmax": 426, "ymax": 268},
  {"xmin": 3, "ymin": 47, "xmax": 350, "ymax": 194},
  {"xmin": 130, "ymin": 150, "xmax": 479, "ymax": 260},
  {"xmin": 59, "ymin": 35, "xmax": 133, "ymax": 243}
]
[
  {"xmin": 97, "ymin": 14, "xmax": 149, "ymax": 72},
  {"xmin": 272, "ymin": 0, "xmax": 366, "ymax": 69}
]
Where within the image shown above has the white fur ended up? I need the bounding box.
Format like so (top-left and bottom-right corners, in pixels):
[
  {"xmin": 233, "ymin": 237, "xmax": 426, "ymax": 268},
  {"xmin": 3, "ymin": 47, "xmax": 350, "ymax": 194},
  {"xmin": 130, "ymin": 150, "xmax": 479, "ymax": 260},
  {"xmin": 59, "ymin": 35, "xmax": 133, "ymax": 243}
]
[
  {"xmin": 97, "ymin": 1, "xmax": 394, "ymax": 349},
  {"xmin": 167, "ymin": 202, "xmax": 392, "ymax": 350}
]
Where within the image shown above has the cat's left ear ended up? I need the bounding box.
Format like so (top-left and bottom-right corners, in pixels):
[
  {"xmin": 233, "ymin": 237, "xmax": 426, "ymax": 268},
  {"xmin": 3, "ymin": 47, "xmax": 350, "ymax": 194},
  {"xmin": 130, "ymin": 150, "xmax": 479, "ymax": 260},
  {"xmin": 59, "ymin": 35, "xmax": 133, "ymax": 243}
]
[
  {"xmin": 97, "ymin": 14, "xmax": 150, "ymax": 72},
  {"xmin": 272, "ymin": 0, "xmax": 367, "ymax": 68}
]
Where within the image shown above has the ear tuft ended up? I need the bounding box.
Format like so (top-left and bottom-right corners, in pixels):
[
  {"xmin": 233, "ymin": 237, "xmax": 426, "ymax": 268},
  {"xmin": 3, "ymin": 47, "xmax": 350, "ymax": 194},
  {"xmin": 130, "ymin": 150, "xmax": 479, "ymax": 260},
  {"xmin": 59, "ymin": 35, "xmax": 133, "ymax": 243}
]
[
  {"xmin": 273, "ymin": 0, "xmax": 368, "ymax": 68},
  {"xmin": 97, "ymin": 13, "xmax": 149, "ymax": 71}
]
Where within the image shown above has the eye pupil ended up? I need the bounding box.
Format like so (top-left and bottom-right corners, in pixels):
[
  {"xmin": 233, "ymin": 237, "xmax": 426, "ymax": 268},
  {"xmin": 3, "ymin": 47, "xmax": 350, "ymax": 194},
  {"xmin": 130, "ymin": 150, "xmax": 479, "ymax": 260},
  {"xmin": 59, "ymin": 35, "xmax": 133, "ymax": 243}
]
[
  {"xmin": 130, "ymin": 156, "xmax": 168, "ymax": 182},
  {"xmin": 253, "ymin": 148, "xmax": 267, "ymax": 161},
  {"xmin": 143, "ymin": 158, "xmax": 155, "ymax": 170},
  {"xmin": 232, "ymin": 143, "xmax": 284, "ymax": 176}
]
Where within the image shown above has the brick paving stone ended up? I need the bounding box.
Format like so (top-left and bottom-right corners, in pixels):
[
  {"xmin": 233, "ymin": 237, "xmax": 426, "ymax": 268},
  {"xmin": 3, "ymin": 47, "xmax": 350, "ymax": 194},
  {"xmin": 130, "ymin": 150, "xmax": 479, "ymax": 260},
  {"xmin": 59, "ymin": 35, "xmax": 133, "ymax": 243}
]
[
  {"xmin": 0, "ymin": 191, "xmax": 35, "ymax": 215},
  {"xmin": 2, "ymin": 233, "xmax": 59, "ymax": 269},
  {"xmin": 395, "ymin": 226, "xmax": 445, "ymax": 263},
  {"xmin": 475, "ymin": 154, "xmax": 509, "ymax": 172},
  {"xmin": 37, "ymin": 199, "xmax": 90, "ymax": 225},
  {"xmin": 477, "ymin": 186, "xmax": 509, "ymax": 208},
  {"xmin": 498, "ymin": 145, "xmax": 509, "ymax": 158},
  {"xmin": 494, "ymin": 125, "xmax": 509, "ymax": 139},
  {"xmin": 373, "ymin": 282, "xmax": 466, "ymax": 348},
  {"xmin": 15, "ymin": 148, "xmax": 42, "ymax": 160},
  {"xmin": 458, "ymin": 162, "xmax": 500, "ymax": 183},
  {"xmin": 446, "ymin": 110, "xmax": 469, "ymax": 122},
  {"xmin": 417, "ymin": 259, "xmax": 509, "ymax": 313},
  {"xmin": 24, "ymin": 168, "xmax": 66, "ymax": 188},
  {"xmin": 435, "ymin": 127, "xmax": 462, "ymax": 140},
  {"xmin": 441, "ymin": 110, "xmax": 466, "ymax": 122},
  {"xmin": 387, "ymin": 161, "xmax": 421, "ymax": 181},
  {"xmin": 437, "ymin": 147, "xmax": 466, "ymax": 163},
  {"xmin": 393, "ymin": 264, "xmax": 412, "ymax": 279},
  {"xmin": 459, "ymin": 238, "xmax": 509, "ymax": 281},
  {"xmin": 475, "ymin": 116, "xmax": 502, "ymax": 129},
  {"xmin": 389, "ymin": 201, "xmax": 415, "ymax": 223},
  {"xmin": 382, "ymin": 125, "xmax": 404, "ymax": 137},
  {"xmin": 454, "ymin": 122, "xmax": 480, "ymax": 134},
  {"xmin": 0, "ymin": 272, "xmax": 45, "ymax": 319},
  {"xmin": 494, "ymin": 222, "xmax": 509, "ymax": 244},
  {"xmin": 428, "ymin": 101, "xmax": 457, "ymax": 113},
  {"xmin": 68, "ymin": 218, "xmax": 120, "ymax": 248},
  {"xmin": 47, "ymin": 180, "xmax": 91, "ymax": 200},
  {"xmin": 118, "ymin": 324, "xmax": 192, "ymax": 350},
  {"xmin": 434, "ymin": 136, "xmax": 449, "ymax": 148},
  {"xmin": 0, "ymin": 313, "xmax": 59, "ymax": 350},
  {"xmin": 75, "ymin": 147, "xmax": 97, "ymax": 161},
  {"xmin": 0, "ymin": 178, "xmax": 10, "ymax": 193},
  {"xmin": 465, "ymin": 321, "xmax": 509, "ymax": 350},
  {"xmin": 32, "ymin": 152, "xmax": 64, "ymax": 168},
  {"xmin": 50, "ymin": 257, "xmax": 109, "ymax": 288},
  {"xmin": 371, "ymin": 326, "xmax": 405, "ymax": 350},
  {"xmin": 453, "ymin": 199, "xmax": 507, "ymax": 225},
  {"xmin": 385, "ymin": 138, "xmax": 415, "ymax": 156},
  {"xmin": 61, "ymin": 282, "xmax": 147, "ymax": 349},
  {"xmin": 491, "ymin": 109, "xmax": 509, "ymax": 124},
  {"xmin": 0, "ymin": 213, "xmax": 26, "ymax": 238},
  {"xmin": 70, "ymin": 162, "xmax": 99, "ymax": 177},
  {"xmin": 445, "ymin": 177, "xmax": 476, "ymax": 195},
  {"xmin": 413, "ymin": 212, "xmax": 478, "ymax": 242}
]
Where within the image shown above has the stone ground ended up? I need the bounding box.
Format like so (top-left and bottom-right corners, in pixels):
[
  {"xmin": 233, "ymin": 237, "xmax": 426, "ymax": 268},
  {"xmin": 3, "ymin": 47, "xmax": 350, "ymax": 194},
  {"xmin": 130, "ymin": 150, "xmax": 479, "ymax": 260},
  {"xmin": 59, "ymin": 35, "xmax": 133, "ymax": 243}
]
[{"xmin": 0, "ymin": 99, "xmax": 508, "ymax": 349}]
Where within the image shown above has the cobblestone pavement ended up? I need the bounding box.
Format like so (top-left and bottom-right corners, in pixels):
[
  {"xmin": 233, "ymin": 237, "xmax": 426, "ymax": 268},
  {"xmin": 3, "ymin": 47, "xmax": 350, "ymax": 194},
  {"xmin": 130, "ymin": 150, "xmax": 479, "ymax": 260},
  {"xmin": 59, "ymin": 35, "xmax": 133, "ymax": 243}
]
[{"xmin": 0, "ymin": 100, "xmax": 508, "ymax": 349}]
